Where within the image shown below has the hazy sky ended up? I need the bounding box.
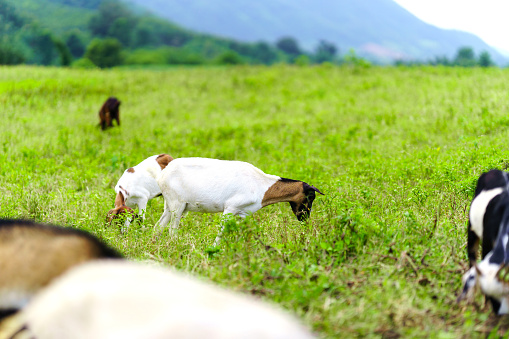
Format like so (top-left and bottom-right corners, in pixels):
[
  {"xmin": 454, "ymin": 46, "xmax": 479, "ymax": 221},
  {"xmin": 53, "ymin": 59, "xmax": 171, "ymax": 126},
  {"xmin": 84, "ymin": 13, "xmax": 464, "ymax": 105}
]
[{"xmin": 392, "ymin": 0, "xmax": 509, "ymax": 55}]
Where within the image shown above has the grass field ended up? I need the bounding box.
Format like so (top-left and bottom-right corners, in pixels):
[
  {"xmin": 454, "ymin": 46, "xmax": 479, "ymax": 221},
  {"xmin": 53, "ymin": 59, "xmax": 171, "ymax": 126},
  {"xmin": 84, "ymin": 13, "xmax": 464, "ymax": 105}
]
[{"xmin": 2, "ymin": 64, "xmax": 509, "ymax": 337}]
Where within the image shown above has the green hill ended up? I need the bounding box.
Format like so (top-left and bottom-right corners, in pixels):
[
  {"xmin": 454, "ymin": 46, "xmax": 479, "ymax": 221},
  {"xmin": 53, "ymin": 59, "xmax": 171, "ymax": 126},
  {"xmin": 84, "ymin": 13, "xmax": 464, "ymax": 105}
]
[
  {"xmin": 0, "ymin": 0, "xmax": 286, "ymax": 66},
  {"xmin": 0, "ymin": 0, "xmax": 505, "ymax": 66},
  {"xmin": 7, "ymin": 0, "xmax": 94, "ymax": 34},
  {"xmin": 125, "ymin": 0, "xmax": 507, "ymax": 64}
]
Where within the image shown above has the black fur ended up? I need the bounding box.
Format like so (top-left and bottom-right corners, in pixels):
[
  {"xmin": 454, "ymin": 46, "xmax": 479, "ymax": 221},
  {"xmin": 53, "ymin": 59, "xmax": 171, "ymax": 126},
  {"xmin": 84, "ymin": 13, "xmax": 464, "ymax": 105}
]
[
  {"xmin": 279, "ymin": 177, "xmax": 299, "ymax": 183},
  {"xmin": 0, "ymin": 308, "xmax": 17, "ymax": 321},
  {"xmin": 467, "ymin": 170, "xmax": 509, "ymax": 266},
  {"xmin": 287, "ymin": 181, "xmax": 324, "ymax": 222}
]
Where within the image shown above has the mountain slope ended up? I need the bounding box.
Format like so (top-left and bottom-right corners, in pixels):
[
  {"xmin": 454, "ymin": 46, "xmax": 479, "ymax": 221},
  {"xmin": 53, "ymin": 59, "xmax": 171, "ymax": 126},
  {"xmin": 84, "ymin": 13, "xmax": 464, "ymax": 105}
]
[
  {"xmin": 6, "ymin": 0, "xmax": 94, "ymax": 34},
  {"xmin": 124, "ymin": 0, "xmax": 506, "ymax": 63},
  {"xmin": 1, "ymin": 0, "xmax": 287, "ymax": 66}
]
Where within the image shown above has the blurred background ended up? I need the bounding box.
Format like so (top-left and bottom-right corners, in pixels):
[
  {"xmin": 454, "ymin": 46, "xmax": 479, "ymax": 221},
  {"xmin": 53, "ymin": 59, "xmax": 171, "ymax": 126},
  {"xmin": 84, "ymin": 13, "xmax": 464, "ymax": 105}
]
[{"xmin": 0, "ymin": 0, "xmax": 506, "ymax": 68}]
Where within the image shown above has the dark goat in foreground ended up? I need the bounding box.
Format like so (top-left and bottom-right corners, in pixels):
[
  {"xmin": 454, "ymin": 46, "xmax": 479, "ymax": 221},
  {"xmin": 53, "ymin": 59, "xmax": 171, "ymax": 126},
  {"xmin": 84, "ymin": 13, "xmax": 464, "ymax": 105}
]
[
  {"xmin": 98, "ymin": 97, "xmax": 121, "ymax": 130},
  {"xmin": 459, "ymin": 170, "xmax": 509, "ymax": 303},
  {"xmin": 467, "ymin": 169, "xmax": 509, "ymax": 266}
]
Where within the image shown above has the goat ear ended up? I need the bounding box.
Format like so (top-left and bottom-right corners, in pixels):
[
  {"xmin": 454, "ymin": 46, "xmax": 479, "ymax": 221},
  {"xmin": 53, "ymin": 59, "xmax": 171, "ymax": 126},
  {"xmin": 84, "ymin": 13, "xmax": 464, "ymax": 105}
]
[
  {"xmin": 156, "ymin": 154, "xmax": 174, "ymax": 170},
  {"xmin": 303, "ymin": 183, "xmax": 324, "ymax": 195}
]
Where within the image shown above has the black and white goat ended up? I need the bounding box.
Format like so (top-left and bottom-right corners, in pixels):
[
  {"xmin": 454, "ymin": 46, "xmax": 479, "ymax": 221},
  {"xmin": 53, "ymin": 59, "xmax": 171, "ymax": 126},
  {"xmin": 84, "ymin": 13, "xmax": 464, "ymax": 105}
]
[
  {"xmin": 13, "ymin": 261, "xmax": 316, "ymax": 339},
  {"xmin": 107, "ymin": 154, "xmax": 173, "ymax": 229},
  {"xmin": 156, "ymin": 157, "xmax": 323, "ymax": 245},
  {"xmin": 467, "ymin": 169, "xmax": 509, "ymax": 266},
  {"xmin": 459, "ymin": 169, "xmax": 509, "ymax": 302},
  {"xmin": 0, "ymin": 219, "xmax": 122, "ymax": 320}
]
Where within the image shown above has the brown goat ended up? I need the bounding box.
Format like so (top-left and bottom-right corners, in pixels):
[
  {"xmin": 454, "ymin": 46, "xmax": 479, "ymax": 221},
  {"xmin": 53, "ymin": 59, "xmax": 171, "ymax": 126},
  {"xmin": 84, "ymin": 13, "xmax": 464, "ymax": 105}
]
[{"xmin": 98, "ymin": 97, "xmax": 121, "ymax": 130}]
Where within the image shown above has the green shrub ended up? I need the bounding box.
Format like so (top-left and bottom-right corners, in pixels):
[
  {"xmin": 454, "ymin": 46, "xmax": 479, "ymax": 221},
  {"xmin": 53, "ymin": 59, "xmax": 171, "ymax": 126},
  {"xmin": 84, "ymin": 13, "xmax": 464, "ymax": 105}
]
[
  {"xmin": 294, "ymin": 54, "xmax": 310, "ymax": 66},
  {"xmin": 71, "ymin": 57, "xmax": 98, "ymax": 69},
  {"xmin": 125, "ymin": 49, "xmax": 166, "ymax": 65},
  {"xmin": 214, "ymin": 50, "xmax": 244, "ymax": 65},
  {"xmin": 85, "ymin": 38, "xmax": 124, "ymax": 68},
  {"xmin": 0, "ymin": 45, "xmax": 25, "ymax": 65}
]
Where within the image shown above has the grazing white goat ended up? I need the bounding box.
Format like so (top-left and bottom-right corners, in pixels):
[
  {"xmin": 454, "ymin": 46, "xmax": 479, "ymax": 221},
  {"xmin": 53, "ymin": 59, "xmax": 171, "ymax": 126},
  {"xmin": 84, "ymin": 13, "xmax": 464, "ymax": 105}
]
[
  {"xmin": 156, "ymin": 157, "xmax": 323, "ymax": 245},
  {"xmin": 0, "ymin": 219, "xmax": 122, "ymax": 319},
  {"xmin": 107, "ymin": 154, "xmax": 173, "ymax": 228},
  {"xmin": 14, "ymin": 261, "xmax": 315, "ymax": 339}
]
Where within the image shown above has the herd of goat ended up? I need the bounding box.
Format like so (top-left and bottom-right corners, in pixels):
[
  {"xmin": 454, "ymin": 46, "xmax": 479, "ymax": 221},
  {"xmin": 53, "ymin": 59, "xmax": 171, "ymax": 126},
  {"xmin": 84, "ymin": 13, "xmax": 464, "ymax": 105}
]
[
  {"xmin": 0, "ymin": 98, "xmax": 323, "ymax": 338},
  {"xmin": 0, "ymin": 97, "xmax": 507, "ymax": 337}
]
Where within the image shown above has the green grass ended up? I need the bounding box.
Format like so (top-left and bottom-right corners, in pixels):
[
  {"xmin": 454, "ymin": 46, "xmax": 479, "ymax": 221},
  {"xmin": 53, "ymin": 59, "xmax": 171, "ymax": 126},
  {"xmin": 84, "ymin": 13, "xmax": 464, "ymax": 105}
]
[{"xmin": 2, "ymin": 64, "xmax": 509, "ymax": 337}]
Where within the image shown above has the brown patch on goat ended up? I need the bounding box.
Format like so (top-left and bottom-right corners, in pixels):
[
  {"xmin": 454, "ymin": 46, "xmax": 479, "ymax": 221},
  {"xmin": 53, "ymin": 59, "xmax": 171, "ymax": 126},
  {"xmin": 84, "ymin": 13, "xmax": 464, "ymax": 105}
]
[
  {"xmin": 127, "ymin": 167, "xmax": 135, "ymax": 173},
  {"xmin": 262, "ymin": 179, "xmax": 323, "ymax": 221},
  {"xmin": 156, "ymin": 154, "xmax": 174, "ymax": 170},
  {"xmin": 0, "ymin": 219, "xmax": 122, "ymax": 314},
  {"xmin": 262, "ymin": 180, "xmax": 304, "ymax": 208},
  {"xmin": 98, "ymin": 97, "xmax": 121, "ymax": 130}
]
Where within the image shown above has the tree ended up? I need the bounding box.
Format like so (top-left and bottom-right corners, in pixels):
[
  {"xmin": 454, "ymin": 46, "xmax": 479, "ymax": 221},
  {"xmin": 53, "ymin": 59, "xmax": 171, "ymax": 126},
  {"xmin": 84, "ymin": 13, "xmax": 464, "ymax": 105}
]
[
  {"xmin": 276, "ymin": 37, "xmax": 301, "ymax": 56},
  {"xmin": 26, "ymin": 29, "xmax": 56, "ymax": 65},
  {"xmin": 85, "ymin": 38, "xmax": 123, "ymax": 68},
  {"xmin": 53, "ymin": 38, "xmax": 72, "ymax": 66},
  {"xmin": 132, "ymin": 21, "xmax": 155, "ymax": 48},
  {"xmin": 65, "ymin": 31, "xmax": 86, "ymax": 59},
  {"xmin": 0, "ymin": 44, "xmax": 25, "ymax": 65},
  {"xmin": 430, "ymin": 55, "xmax": 451, "ymax": 66},
  {"xmin": 251, "ymin": 42, "xmax": 278, "ymax": 65},
  {"xmin": 108, "ymin": 17, "xmax": 132, "ymax": 46},
  {"xmin": 478, "ymin": 51, "xmax": 494, "ymax": 67},
  {"xmin": 314, "ymin": 40, "xmax": 338, "ymax": 63},
  {"xmin": 0, "ymin": 0, "xmax": 25, "ymax": 30},
  {"xmin": 454, "ymin": 46, "xmax": 476, "ymax": 67},
  {"xmin": 88, "ymin": 0, "xmax": 134, "ymax": 37}
]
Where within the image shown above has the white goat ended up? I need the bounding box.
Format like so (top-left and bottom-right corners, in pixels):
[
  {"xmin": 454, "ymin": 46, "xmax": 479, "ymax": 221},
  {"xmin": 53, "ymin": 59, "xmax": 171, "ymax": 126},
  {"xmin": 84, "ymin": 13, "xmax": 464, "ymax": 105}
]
[
  {"xmin": 108, "ymin": 154, "xmax": 173, "ymax": 228},
  {"xmin": 156, "ymin": 157, "xmax": 323, "ymax": 245},
  {"xmin": 15, "ymin": 261, "xmax": 316, "ymax": 339}
]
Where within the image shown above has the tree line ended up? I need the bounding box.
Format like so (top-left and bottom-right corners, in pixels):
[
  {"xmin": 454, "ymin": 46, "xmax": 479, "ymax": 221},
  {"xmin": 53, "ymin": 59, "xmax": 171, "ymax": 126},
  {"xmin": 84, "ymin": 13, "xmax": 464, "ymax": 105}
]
[
  {"xmin": 0, "ymin": 0, "xmax": 500, "ymax": 68},
  {"xmin": 395, "ymin": 47, "xmax": 495, "ymax": 68}
]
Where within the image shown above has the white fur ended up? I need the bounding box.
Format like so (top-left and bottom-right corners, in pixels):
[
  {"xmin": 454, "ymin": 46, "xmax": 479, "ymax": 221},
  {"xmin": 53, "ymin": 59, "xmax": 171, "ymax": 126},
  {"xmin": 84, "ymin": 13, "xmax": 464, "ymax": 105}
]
[
  {"xmin": 114, "ymin": 155, "xmax": 164, "ymax": 227},
  {"xmin": 499, "ymin": 298, "xmax": 509, "ymax": 314},
  {"xmin": 469, "ymin": 187, "xmax": 504, "ymax": 238},
  {"xmin": 156, "ymin": 158, "xmax": 280, "ymax": 244},
  {"xmin": 458, "ymin": 267, "xmax": 477, "ymax": 302},
  {"xmin": 477, "ymin": 260, "xmax": 509, "ymax": 315},
  {"xmin": 465, "ymin": 247, "xmax": 509, "ymax": 315},
  {"xmin": 21, "ymin": 261, "xmax": 315, "ymax": 339}
]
